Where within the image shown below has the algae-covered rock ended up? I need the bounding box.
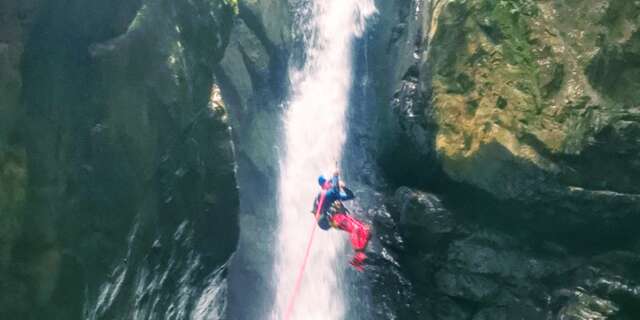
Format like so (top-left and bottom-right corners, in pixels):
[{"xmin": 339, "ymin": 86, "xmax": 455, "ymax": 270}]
[
  {"xmin": 376, "ymin": 0, "xmax": 640, "ymax": 237},
  {"xmin": 427, "ymin": 0, "xmax": 640, "ymax": 195}
]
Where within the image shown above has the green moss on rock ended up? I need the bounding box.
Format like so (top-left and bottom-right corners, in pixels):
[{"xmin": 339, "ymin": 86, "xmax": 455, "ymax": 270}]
[{"xmin": 426, "ymin": 0, "xmax": 640, "ymax": 200}]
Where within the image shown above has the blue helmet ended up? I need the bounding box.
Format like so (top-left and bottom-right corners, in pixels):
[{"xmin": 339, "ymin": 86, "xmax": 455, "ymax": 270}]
[{"xmin": 318, "ymin": 175, "xmax": 327, "ymax": 186}]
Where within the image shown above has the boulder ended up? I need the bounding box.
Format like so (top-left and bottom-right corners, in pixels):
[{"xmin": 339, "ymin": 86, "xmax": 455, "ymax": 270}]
[{"xmin": 394, "ymin": 186, "xmax": 455, "ymax": 248}]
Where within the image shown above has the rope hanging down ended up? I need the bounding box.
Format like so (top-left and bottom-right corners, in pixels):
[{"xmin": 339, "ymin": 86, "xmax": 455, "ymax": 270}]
[{"xmin": 283, "ymin": 191, "xmax": 327, "ymax": 320}]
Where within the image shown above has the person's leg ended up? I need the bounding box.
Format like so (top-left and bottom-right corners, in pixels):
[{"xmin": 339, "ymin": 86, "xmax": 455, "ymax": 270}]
[
  {"xmin": 330, "ymin": 213, "xmax": 354, "ymax": 233},
  {"xmin": 331, "ymin": 213, "xmax": 370, "ymax": 270},
  {"xmin": 350, "ymin": 217, "xmax": 370, "ymax": 251},
  {"xmin": 331, "ymin": 213, "xmax": 370, "ymax": 249}
]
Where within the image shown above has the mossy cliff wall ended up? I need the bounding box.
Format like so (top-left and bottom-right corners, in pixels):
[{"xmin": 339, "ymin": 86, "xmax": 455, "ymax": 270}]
[
  {"xmin": 367, "ymin": 0, "xmax": 640, "ymax": 318},
  {"xmin": 0, "ymin": 0, "xmax": 239, "ymax": 319},
  {"xmin": 429, "ymin": 0, "xmax": 640, "ymax": 202},
  {"xmin": 379, "ymin": 0, "xmax": 640, "ymax": 238}
]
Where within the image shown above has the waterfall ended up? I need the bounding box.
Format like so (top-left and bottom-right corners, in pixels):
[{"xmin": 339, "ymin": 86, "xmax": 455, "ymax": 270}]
[{"xmin": 272, "ymin": 0, "xmax": 376, "ymax": 319}]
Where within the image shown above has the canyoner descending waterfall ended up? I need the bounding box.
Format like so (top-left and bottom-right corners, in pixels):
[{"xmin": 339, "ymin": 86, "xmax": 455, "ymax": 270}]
[{"xmin": 272, "ymin": 0, "xmax": 376, "ymax": 319}]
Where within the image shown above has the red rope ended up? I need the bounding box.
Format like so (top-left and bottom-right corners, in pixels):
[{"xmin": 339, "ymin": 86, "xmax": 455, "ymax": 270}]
[{"xmin": 283, "ymin": 191, "xmax": 327, "ymax": 320}]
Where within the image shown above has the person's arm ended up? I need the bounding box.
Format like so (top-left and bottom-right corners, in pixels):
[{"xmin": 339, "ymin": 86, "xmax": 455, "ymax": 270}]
[
  {"xmin": 339, "ymin": 186, "xmax": 355, "ymax": 201},
  {"xmin": 330, "ymin": 172, "xmax": 339, "ymax": 193}
]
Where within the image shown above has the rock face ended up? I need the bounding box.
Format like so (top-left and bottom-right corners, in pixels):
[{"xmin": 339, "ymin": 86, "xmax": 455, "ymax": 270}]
[
  {"xmin": 364, "ymin": 0, "xmax": 640, "ymax": 319},
  {"xmin": 383, "ymin": 186, "xmax": 640, "ymax": 319},
  {"xmin": 214, "ymin": 1, "xmax": 292, "ymax": 319},
  {"xmin": 216, "ymin": 0, "xmax": 290, "ymax": 178},
  {"xmin": 0, "ymin": 0, "xmax": 239, "ymax": 319},
  {"xmin": 426, "ymin": 0, "xmax": 640, "ymax": 230},
  {"xmin": 378, "ymin": 0, "xmax": 640, "ymax": 235}
]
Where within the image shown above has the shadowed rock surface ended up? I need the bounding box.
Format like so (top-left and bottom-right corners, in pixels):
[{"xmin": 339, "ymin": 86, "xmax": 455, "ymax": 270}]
[
  {"xmin": 213, "ymin": 1, "xmax": 292, "ymax": 318},
  {"xmin": 362, "ymin": 0, "xmax": 640, "ymax": 318},
  {"xmin": 0, "ymin": 0, "xmax": 239, "ymax": 319}
]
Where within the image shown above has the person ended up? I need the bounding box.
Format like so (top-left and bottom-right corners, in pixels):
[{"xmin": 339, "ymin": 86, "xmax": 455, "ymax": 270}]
[{"xmin": 311, "ymin": 170, "xmax": 371, "ymax": 270}]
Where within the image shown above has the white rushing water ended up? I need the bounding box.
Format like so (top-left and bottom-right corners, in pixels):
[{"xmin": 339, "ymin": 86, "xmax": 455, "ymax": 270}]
[{"xmin": 272, "ymin": 0, "xmax": 376, "ymax": 319}]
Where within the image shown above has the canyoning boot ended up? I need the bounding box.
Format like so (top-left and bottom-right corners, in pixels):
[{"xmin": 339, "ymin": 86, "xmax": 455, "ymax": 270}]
[{"xmin": 350, "ymin": 251, "xmax": 367, "ymax": 271}]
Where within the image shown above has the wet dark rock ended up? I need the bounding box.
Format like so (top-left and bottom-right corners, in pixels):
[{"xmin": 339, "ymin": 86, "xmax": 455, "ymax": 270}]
[
  {"xmin": 435, "ymin": 268, "xmax": 500, "ymax": 303},
  {"xmin": 215, "ymin": 2, "xmax": 293, "ymax": 319},
  {"xmin": 473, "ymin": 304, "xmax": 545, "ymax": 320},
  {"xmin": 446, "ymin": 232, "xmax": 566, "ymax": 281},
  {"xmin": 385, "ymin": 72, "xmax": 439, "ymax": 185},
  {"xmin": 433, "ymin": 296, "xmax": 472, "ymax": 320},
  {"xmin": 367, "ymin": 182, "xmax": 640, "ymax": 318},
  {"xmin": 0, "ymin": 0, "xmax": 238, "ymax": 319},
  {"xmin": 393, "ymin": 187, "xmax": 455, "ymax": 248},
  {"xmin": 472, "ymin": 307, "xmax": 507, "ymax": 320}
]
